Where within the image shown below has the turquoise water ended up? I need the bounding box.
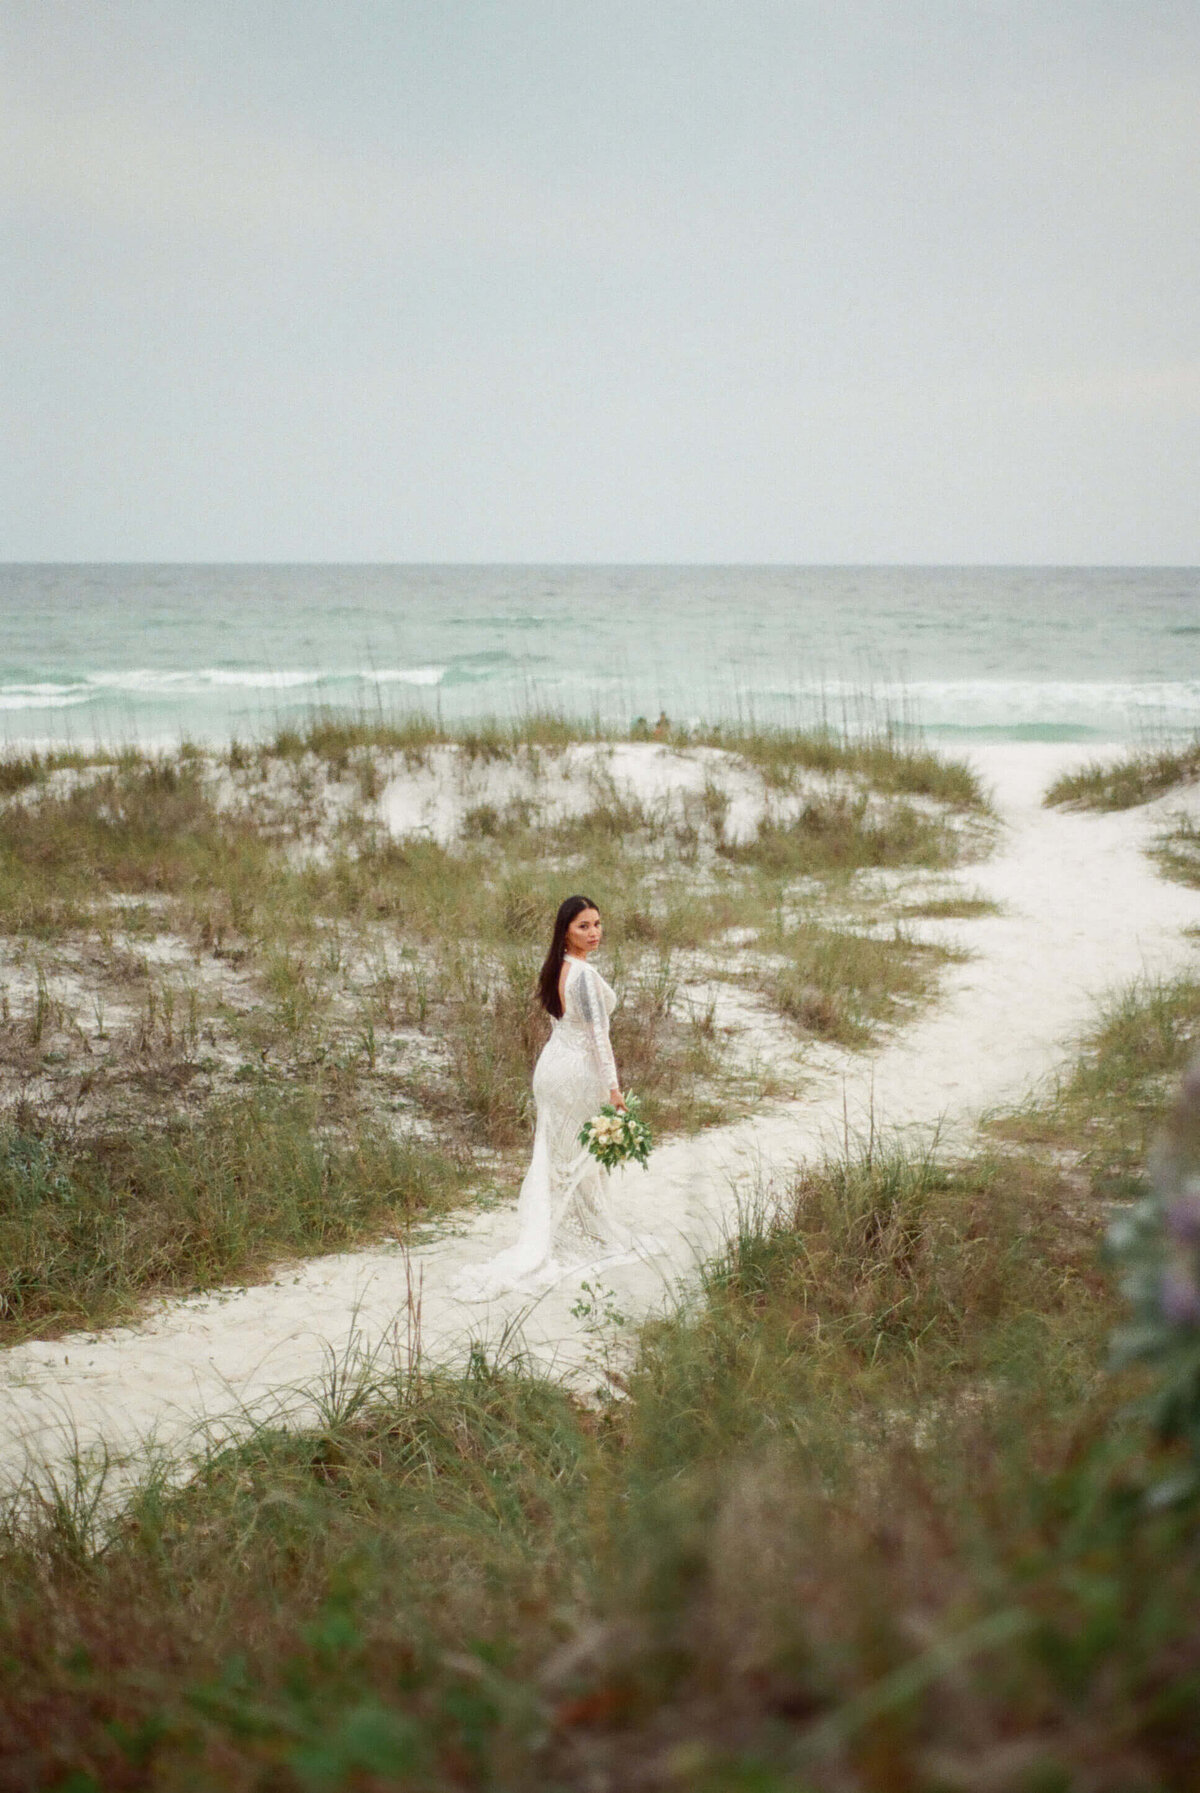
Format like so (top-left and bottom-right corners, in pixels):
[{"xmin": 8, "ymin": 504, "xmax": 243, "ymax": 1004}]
[{"xmin": 1, "ymin": 564, "xmax": 1197, "ymax": 746}]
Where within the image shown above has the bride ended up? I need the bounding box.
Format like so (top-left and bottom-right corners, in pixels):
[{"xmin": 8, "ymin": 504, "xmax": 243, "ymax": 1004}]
[{"xmin": 451, "ymin": 894, "xmax": 648, "ymax": 1301}]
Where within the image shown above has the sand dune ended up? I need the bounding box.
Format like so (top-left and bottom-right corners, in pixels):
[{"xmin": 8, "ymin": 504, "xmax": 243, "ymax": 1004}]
[{"xmin": 1, "ymin": 741, "xmax": 1197, "ymax": 1493}]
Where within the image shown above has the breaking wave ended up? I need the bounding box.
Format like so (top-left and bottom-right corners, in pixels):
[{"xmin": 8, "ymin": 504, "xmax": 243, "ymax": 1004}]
[{"xmin": 0, "ymin": 667, "xmax": 449, "ymax": 712}]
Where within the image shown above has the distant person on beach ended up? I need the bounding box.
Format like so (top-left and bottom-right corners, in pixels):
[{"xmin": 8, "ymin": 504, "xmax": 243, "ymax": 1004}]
[{"xmin": 652, "ymin": 711, "xmax": 670, "ymax": 740}]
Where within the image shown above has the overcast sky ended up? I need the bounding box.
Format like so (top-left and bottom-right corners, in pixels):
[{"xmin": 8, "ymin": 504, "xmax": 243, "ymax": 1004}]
[{"xmin": 3, "ymin": 1, "xmax": 1198, "ymax": 563}]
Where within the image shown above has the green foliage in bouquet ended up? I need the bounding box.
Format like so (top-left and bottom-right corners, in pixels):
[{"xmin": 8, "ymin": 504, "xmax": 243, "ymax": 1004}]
[
  {"xmin": 1108, "ymin": 1054, "xmax": 1200, "ymax": 1498},
  {"xmin": 579, "ymin": 1093, "xmax": 653, "ymax": 1171}
]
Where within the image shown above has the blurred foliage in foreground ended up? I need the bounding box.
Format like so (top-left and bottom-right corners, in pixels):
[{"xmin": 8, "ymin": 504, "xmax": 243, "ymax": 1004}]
[
  {"xmin": 5, "ymin": 984, "xmax": 1200, "ymax": 1788},
  {"xmin": 1109, "ymin": 1052, "xmax": 1200, "ymax": 1501}
]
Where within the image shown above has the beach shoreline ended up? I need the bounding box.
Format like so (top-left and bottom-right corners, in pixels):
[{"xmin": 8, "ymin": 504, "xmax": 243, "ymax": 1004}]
[{"xmin": 4, "ymin": 563, "xmax": 1200, "ymax": 751}]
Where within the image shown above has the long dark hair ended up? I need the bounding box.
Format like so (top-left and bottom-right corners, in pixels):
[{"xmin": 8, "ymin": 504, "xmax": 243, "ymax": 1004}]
[{"xmin": 537, "ymin": 894, "xmax": 599, "ymax": 1018}]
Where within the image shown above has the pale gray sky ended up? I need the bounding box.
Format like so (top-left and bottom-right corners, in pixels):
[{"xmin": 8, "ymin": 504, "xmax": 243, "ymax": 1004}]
[{"xmin": 3, "ymin": 0, "xmax": 1198, "ymax": 562}]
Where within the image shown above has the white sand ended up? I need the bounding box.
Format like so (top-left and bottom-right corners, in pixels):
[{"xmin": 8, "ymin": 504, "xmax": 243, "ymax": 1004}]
[
  {"xmin": 2, "ymin": 741, "xmax": 1198, "ymax": 1493},
  {"xmin": 373, "ymin": 738, "xmax": 934, "ymax": 848}
]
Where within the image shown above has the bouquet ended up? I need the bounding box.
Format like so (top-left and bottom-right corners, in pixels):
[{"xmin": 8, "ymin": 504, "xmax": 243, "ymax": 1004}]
[{"xmin": 579, "ymin": 1093, "xmax": 653, "ymax": 1171}]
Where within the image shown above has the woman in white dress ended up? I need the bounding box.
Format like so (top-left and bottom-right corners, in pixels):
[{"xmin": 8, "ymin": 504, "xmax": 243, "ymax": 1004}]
[{"xmin": 452, "ymin": 895, "xmax": 636, "ymax": 1301}]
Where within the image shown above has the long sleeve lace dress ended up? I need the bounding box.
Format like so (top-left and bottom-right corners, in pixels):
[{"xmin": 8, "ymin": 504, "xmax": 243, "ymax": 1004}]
[{"xmin": 451, "ymin": 956, "xmax": 646, "ymax": 1301}]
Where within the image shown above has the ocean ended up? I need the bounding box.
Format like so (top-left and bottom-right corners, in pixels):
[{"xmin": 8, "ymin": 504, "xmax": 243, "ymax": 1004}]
[{"xmin": 1, "ymin": 564, "xmax": 1197, "ymax": 748}]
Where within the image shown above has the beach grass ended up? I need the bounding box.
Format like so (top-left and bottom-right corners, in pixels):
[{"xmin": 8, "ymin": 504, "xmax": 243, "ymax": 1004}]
[
  {"xmin": 719, "ymin": 791, "xmax": 962, "ymax": 879},
  {"xmin": 0, "ymin": 1089, "xmax": 469, "ymax": 1340},
  {"xmin": 1, "ymin": 985, "xmax": 1195, "ymax": 1788},
  {"xmin": 260, "ymin": 707, "xmax": 613, "ymax": 765},
  {"xmin": 1044, "ymin": 735, "xmax": 1200, "ymax": 811},
  {"xmin": 989, "ymin": 971, "xmax": 1200, "ymax": 1198},
  {"xmin": 0, "ymin": 753, "xmax": 285, "ymax": 937},
  {"xmin": 896, "ymin": 891, "xmax": 1001, "ymax": 920},
  {"xmin": 0, "ymin": 719, "xmax": 988, "ymax": 1337},
  {"xmin": 694, "ymin": 720, "xmax": 991, "ymax": 810},
  {"xmin": 1154, "ymin": 814, "xmax": 1200, "ymax": 889},
  {"xmin": 257, "ymin": 711, "xmax": 995, "ymax": 814},
  {"xmin": 758, "ymin": 921, "xmax": 962, "ymax": 1047}
]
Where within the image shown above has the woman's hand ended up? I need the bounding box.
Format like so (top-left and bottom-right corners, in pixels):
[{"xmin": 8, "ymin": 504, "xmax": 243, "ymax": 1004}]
[{"xmin": 610, "ymin": 1087, "xmax": 627, "ymax": 1112}]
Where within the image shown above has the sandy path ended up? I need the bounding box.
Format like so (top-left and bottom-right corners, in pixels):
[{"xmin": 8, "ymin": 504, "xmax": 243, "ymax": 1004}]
[{"xmin": 2, "ymin": 742, "xmax": 1198, "ymax": 1491}]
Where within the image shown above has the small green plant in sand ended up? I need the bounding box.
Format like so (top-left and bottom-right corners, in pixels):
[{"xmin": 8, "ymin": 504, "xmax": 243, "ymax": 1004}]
[
  {"xmin": 1044, "ymin": 734, "xmax": 1200, "ymax": 811},
  {"xmin": 1154, "ymin": 813, "xmax": 1200, "ymax": 889},
  {"xmin": 569, "ymin": 1278, "xmax": 627, "ymax": 1330},
  {"xmin": 897, "ymin": 891, "xmax": 1001, "ymax": 920}
]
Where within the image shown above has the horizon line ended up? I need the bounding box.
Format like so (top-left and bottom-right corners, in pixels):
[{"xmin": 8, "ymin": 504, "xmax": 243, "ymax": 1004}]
[{"xmin": 4, "ymin": 560, "xmax": 1199, "ymax": 573}]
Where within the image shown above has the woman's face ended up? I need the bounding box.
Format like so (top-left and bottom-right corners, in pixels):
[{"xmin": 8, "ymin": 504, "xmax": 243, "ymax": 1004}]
[{"xmin": 565, "ymin": 907, "xmax": 602, "ymax": 956}]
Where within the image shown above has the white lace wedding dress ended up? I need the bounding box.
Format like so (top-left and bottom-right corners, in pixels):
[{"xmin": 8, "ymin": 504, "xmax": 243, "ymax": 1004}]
[{"xmin": 451, "ymin": 956, "xmax": 652, "ymax": 1301}]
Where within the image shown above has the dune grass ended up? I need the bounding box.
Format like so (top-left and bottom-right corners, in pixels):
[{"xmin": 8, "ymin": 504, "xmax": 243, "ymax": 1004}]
[
  {"xmin": 718, "ymin": 790, "xmax": 962, "ymax": 879},
  {"xmin": 695, "ymin": 720, "xmax": 991, "ymax": 810},
  {"xmin": 259, "ymin": 708, "xmax": 611, "ymax": 766},
  {"xmin": 758, "ymin": 921, "xmax": 961, "ymax": 1047},
  {"xmin": 0, "ymin": 723, "xmax": 987, "ymax": 951},
  {"xmin": 0, "ymin": 1067, "xmax": 1190, "ymax": 1788},
  {"xmin": 0, "ymin": 720, "xmax": 987, "ymax": 1340},
  {"xmin": 258, "ymin": 711, "xmax": 994, "ymax": 814},
  {"xmin": 1044, "ymin": 735, "xmax": 1200, "ymax": 811},
  {"xmin": 896, "ymin": 892, "xmax": 1001, "ymax": 920},
  {"xmin": 1154, "ymin": 814, "xmax": 1200, "ymax": 889},
  {"xmin": 1040, "ymin": 735, "xmax": 1200, "ymax": 899},
  {"xmin": 1, "ymin": 730, "xmax": 1195, "ymax": 1784},
  {"xmin": 990, "ymin": 973, "xmax": 1200, "ymax": 1200},
  {"xmin": 0, "ymin": 1090, "xmax": 470, "ymax": 1340},
  {"xmin": 0, "ymin": 753, "xmax": 286, "ymax": 937}
]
